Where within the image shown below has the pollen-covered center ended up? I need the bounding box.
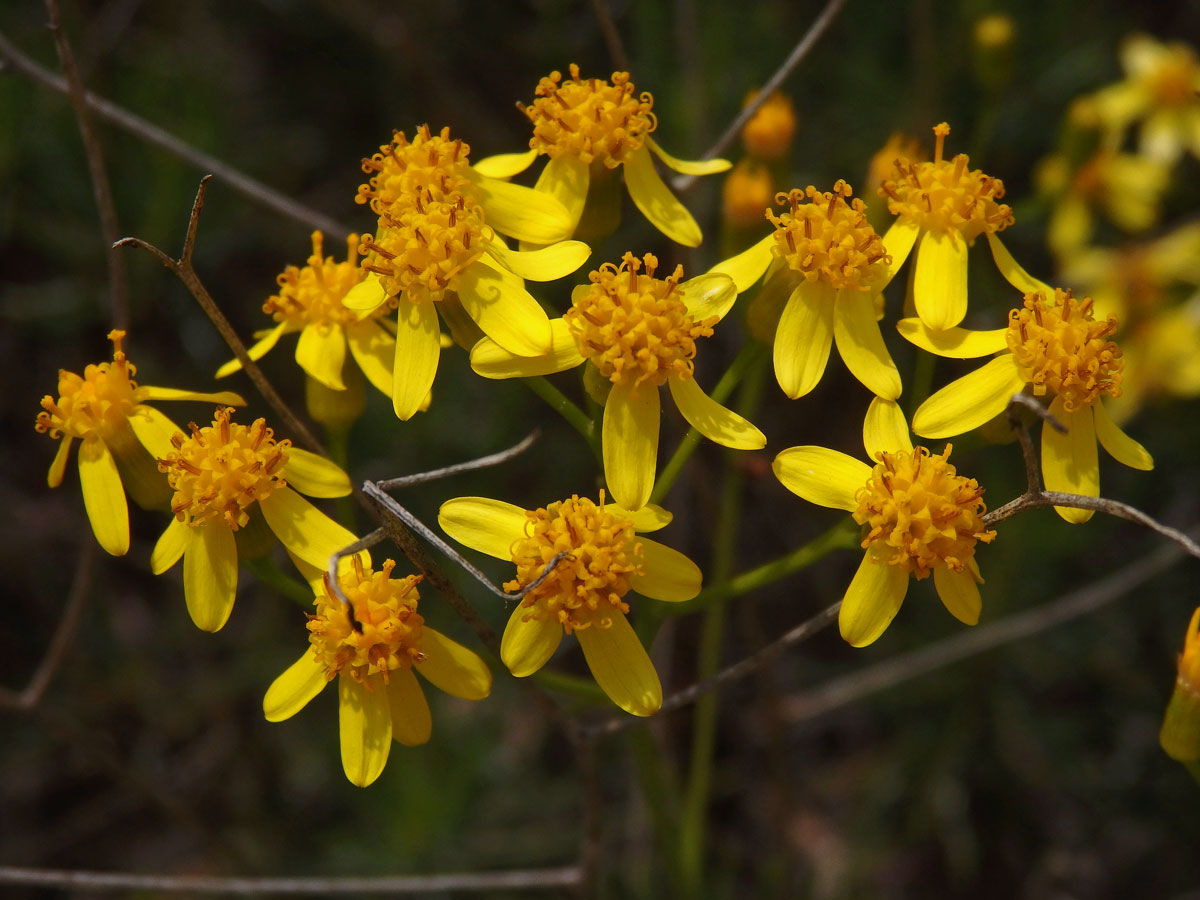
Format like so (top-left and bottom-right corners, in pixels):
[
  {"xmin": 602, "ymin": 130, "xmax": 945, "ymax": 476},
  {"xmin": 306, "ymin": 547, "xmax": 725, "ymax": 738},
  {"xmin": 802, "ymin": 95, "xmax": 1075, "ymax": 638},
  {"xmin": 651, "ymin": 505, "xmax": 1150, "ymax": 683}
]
[
  {"xmin": 307, "ymin": 557, "xmax": 425, "ymax": 685},
  {"xmin": 36, "ymin": 330, "xmax": 139, "ymax": 442},
  {"xmin": 356, "ymin": 125, "xmax": 474, "ymax": 218},
  {"xmin": 504, "ymin": 493, "xmax": 646, "ymax": 634},
  {"xmin": 520, "ymin": 63, "xmax": 657, "ymax": 167},
  {"xmin": 158, "ymin": 407, "xmax": 290, "ymax": 530},
  {"xmin": 880, "ymin": 123, "xmax": 1014, "ymax": 239},
  {"xmin": 565, "ymin": 252, "xmax": 716, "ymax": 389},
  {"xmin": 854, "ymin": 446, "xmax": 996, "ymax": 579},
  {"xmin": 767, "ymin": 180, "xmax": 890, "ymax": 291},
  {"xmin": 266, "ymin": 232, "xmax": 389, "ymax": 328},
  {"xmin": 1005, "ymin": 288, "xmax": 1124, "ymax": 411}
]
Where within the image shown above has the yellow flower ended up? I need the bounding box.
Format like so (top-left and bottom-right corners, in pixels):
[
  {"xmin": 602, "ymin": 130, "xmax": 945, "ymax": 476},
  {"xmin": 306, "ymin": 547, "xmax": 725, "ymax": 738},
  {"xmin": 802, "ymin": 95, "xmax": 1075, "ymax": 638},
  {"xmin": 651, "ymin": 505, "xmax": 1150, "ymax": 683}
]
[
  {"xmin": 1093, "ymin": 34, "xmax": 1200, "ymax": 164},
  {"xmin": 438, "ymin": 493, "xmax": 701, "ymax": 715},
  {"xmin": 151, "ymin": 407, "xmax": 355, "ymax": 632},
  {"xmin": 342, "ymin": 125, "xmax": 591, "ymax": 420},
  {"xmin": 217, "ymin": 231, "xmax": 404, "ymax": 403},
  {"xmin": 773, "ymin": 399, "xmax": 995, "ymax": 646},
  {"xmin": 472, "ymin": 65, "xmax": 730, "ymax": 247},
  {"xmin": 722, "ymin": 159, "xmax": 776, "ymax": 230},
  {"xmin": 35, "ymin": 330, "xmax": 245, "ymax": 556},
  {"xmin": 1160, "ymin": 607, "xmax": 1200, "ymax": 763},
  {"xmin": 711, "ymin": 180, "xmax": 905, "ymax": 400},
  {"xmin": 903, "ymin": 288, "xmax": 1154, "ymax": 523},
  {"xmin": 264, "ymin": 555, "xmax": 491, "ymax": 787},
  {"xmin": 875, "ymin": 122, "xmax": 1018, "ymax": 331},
  {"xmin": 469, "ymin": 252, "xmax": 765, "ymax": 510},
  {"xmin": 740, "ymin": 90, "xmax": 797, "ymax": 160}
]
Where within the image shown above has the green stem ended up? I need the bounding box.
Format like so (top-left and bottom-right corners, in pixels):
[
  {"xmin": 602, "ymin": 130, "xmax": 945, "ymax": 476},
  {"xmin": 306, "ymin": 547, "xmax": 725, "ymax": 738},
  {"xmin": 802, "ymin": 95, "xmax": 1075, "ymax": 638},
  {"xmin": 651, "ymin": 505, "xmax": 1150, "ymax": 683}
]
[
  {"xmin": 523, "ymin": 376, "xmax": 600, "ymax": 459},
  {"xmin": 244, "ymin": 556, "xmax": 314, "ymax": 608},
  {"xmin": 530, "ymin": 667, "xmax": 609, "ymax": 704},
  {"xmin": 325, "ymin": 425, "xmax": 357, "ymax": 531}
]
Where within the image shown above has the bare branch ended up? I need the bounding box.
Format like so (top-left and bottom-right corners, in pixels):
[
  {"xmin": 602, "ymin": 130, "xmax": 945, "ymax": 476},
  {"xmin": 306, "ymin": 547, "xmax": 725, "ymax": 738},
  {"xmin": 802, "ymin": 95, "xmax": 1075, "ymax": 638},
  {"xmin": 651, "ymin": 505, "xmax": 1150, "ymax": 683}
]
[
  {"xmin": 0, "ymin": 865, "xmax": 582, "ymax": 895},
  {"xmin": 375, "ymin": 431, "xmax": 540, "ymax": 490},
  {"xmin": 1004, "ymin": 393, "xmax": 1047, "ymax": 494},
  {"xmin": 0, "ymin": 27, "xmax": 349, "ymax": 239},
  {"xmin": 589, "ymin": 0, "xmax": 629, "ymax": 71},
  {"xmin": 43, "ymin": 0, "xmax": 129, "ymax": 330},
  {"xmin": 671, "ymin": 0, "xmax": 848, "ymax": 191}
]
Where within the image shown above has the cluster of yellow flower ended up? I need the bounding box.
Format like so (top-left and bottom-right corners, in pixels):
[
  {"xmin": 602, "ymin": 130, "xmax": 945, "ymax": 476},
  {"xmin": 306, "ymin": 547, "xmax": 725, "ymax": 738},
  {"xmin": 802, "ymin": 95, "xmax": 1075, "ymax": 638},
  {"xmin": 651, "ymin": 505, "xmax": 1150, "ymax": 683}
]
[{"xmin": 37, "ymin": 57, "xmax": 1178, "ymax": 786}]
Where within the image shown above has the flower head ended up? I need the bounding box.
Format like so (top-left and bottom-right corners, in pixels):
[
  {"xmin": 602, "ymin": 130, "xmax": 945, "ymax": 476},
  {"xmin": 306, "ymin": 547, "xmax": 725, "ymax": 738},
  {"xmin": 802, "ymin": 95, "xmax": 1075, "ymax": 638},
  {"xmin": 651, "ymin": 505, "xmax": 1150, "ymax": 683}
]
[
  {"xmin": 151, "ymin": 407, "xmax": 354, "ymax": 632},
  {"xmin": 470, "ymin": 253, "xmax": 763, "ymax": 510},
  {"xmin": 439, "ymin": 493, "xmax": 701, "ymax": 715},
  {"xmin": 36, "ymin": 330, "xmax": 244, "ymax": 556},
  {"xmin": 264, "ymin": 554, "xmax": 491, "ymax": 786},
  {"xmin": 722, "ymin": 159, "xmax": 776, "ymax": 230},
  {"xmin": 740, "ymin": 90, "xmax": 797, "ymax": 160},
  {"xmin": 773, "ymin": 399, "xmax": 995, "ymax": 645},
  {"xmin": 903, "ymin": 287, "xmax": 1154, "ymax": 523}
]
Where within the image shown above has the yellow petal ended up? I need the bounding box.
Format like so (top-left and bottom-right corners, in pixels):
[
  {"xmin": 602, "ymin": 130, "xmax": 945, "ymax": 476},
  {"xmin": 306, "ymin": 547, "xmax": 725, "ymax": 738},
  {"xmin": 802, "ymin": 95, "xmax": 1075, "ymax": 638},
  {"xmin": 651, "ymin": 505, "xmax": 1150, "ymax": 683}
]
[
  {"xmin": 392, "ymin": 299, "xmax": 441, "ymax": 420},
  {"xmin": 645, "ymin": 136, "xmax": 731, "ymax": 175},
  {"xmin": 840, "ymin": 546, "xmax": 909, "ymax": 647},
  {"xmin": 623, "ymin": 145, "xmax": 702, "ymax": 247},
  {"xmin": 534, "ymin": 153, "xmax": 589, "ymax": 232},
  {"xmin": 47, "ymin": 436, "xmax": 74, "ymax": 488},
  {"xmin": 438, "ymin": 497, "xmax": 527, "ymax": 559},
  {"xmin": 833, "ymin": 290, "xmax": 902, "ymax": 399},
  {"xmin": 264, "ymin": 651, "xmax": 328, "ymax": 722},
  {"xmin": 346, "ymin": 320, "xmax": 396, "ymax": 397},
  {"xmin": 128, "ymin": 405, "xmax": 183, "ymax": 460},
  {"xmin": 258, "ymin": 487, "xmax": 358, "ymax": 571},
  {"xmin": 914, "ymin": 229, "xmax": 968, "ymax": 331},
  {"xmin": 605, "ymin": 502, "xmax": 672, "ymax": 532},
  {"xmin": 911, "ymin": 356, "xmax": 1026, "ymax": 438},
  {"xmin": 283, "ymin": 448, "xmax": 352, "ymax": 498},
  {"xmin": 183, "ymin": 520, "xmax": 238, "ymax": 632},
  {"xmin": 933, "ymin": 566, "xmax": 982, "ymax": 626},
  {"xmin": 295, "ymin": 323, "xmax": 346, "ymax": 391},
  {"xmin": 485, "ymin": 236, "xmax": 591, "ymax": 282},
  {"xmin": 985, "ymin": 233, "xmax": 1054, "ymax": 296},
  {"xmin": 680, "ymin": 273, "xmax": 738, "ymax": 322},
  {"xmin": 667, "ymin": 374, "xmax": 766, "ymax": 449},
  {"xmin": 630, "ymin": 538, "xmax": 702, "ymax": 602},
  {"xmin": 466, "ymin": 170, "xmax": 574, "ymax": 244},
  {"xmin": 773, "ymin": 446, "xmax": 871, "ymax": 511},
  {"xmin": 711, "ymin": 234, "xmax": 775, "ymax": 293},
  {"xmin": 881, "ymin": 219, "xmax": 921, "ymax": 284},
  {"xmin": 415, "ymin": 628, "xmax": 492, "ymax": 700},
  {"xmin": 471, "ymin": 148, "xmax": 538, "ymax": 179},
  {"xmin": 1093, "ymin": 400, "xmax": 1154, "ymax": 470},
  {"xmin": 501, "ymin": 606, "xmax": 563, "ymax": 677},
  {"xmin": 151, "ymin": 516, "xmax": 189, "ymax": 574},
  {"xmin": 78, "ymin": 439, "xmax": 129, "ymax": 556},
  {"xmin": 339, "ymin": 673, "xmax": 392, "ymax": 786},
  {"xmin": 896, "ymin": 317, "xmax": 1008, "ymax": 359},
  {"xmin": 215, "ymin": 323, "xmax": 290, "ymax": 378},
  {"xmin": 386, "ymin": 667, "xmax": 432, "ymax": 747},
  {"xmin": 470, "ymin": 319, "xmax": 584, "ymax": 379},
  {"xmin": 139, "ymin": 386, "xmax": 247, "ymax": 405},
  {"xmin": 863, "ymin": 397, "xmax": 912, "ymax": 460},
  {"xmin": 603, "ymin": 380, "xmax": 661, "ymax": 511},
  {"xmin": 342, "ymin": 272, "xmax": 387, "ymax": 312},
  {"xmin": 456, "ymin": 261, "xmax": 553, "ymax": 357},
  {"xmin": 1041, "ymin": 396, "xmax": 1099, "ymax": 524},
  {"xmin": 774, "ymin": 281, "xmax": 836, "ymax": 399},
  {"xmin": 576, "ymin": 613, "xmax": 662, "ymax": 716}
]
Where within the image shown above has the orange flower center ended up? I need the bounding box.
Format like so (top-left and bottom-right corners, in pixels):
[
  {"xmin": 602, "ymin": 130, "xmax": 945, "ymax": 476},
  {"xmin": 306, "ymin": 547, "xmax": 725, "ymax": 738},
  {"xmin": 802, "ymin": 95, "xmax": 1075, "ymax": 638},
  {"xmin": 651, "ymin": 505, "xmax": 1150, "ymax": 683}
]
[
  {"xmin": 767, "ymin": 180, "xmax": 890, "ymax": 291},
  {"xmin": 36, "ymin": 330, "xmax": 140, "ymax": 443},
  {"xmin": 505, "ymin": 493, "xmax": 645, "ymax": 634},
  {"xmin": 879, "ymin": 123, "xmax": 1013, "ymax": 239},
  {"xmin": 740, "ymin": 90, "xmax": 797, "ymax": 160},
  {"xmin": 356, "ymin": 124, "xmax": 474, "ymax": 217},
  {"xmin": 307, "ymin": 557, "xmax": 426, "ymax": 685},
  {"xmin": 265, "ymin": 232, "xmax": 389, "ymax": 329},
  {"xmin": 854, "ymin": 446, "xmax": 995, "ymax": 579},
  {"xmin": 520, "ymin": 64, "xmax": 656, "ymax": 167},
  {"xmin": 565, "ymin": 252, "xmax": 715, "ymax": 390},
  {"xmin": 158, "ymin": 407, "xmax": 289, "ymax": 529},
  {"xmin": 1005, "ymin": 289, "xmax": 1124, "ymax": 411}
]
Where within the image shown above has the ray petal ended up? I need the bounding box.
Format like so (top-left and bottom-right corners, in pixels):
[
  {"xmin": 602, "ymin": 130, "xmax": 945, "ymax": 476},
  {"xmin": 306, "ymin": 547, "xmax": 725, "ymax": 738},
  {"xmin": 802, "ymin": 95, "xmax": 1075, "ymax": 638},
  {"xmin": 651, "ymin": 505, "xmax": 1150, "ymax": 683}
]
[
  {"xmin": 339, "ymin": 674, "xmax": 392, "ymax": 786},
  {"xmin": 623, "ymin": 145, "xmax": 702, "ymax": 247},
  {"xmin": 602, "ymin": 380, "xmax": 661, "ymax": 511},
  {"xmin": 772, "ymin": 446, "xmax": 871, "ymax": 511},
  {"xmin": 438, "ymin": 497, "xmax": 528, "ymax": 559},
  {"xmin": 576, "ymin": 613, "xmax": 662, "ymax": 716}
]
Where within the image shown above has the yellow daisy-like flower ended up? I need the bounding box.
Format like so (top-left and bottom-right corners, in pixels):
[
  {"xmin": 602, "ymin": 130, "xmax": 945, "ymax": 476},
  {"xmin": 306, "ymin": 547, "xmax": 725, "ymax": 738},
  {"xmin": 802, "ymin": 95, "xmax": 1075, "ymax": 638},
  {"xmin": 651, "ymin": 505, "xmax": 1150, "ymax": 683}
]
[
  {"xmin": 1093, "ymin": 34, "xmax": 1200, "ymax": 164},
  {"xmin": 876, "ymin": 122, "xmax": 1018, "ymax": 331},
  {"xmin": 469, "ymin": 252, "xmax": 765, "ymax": 510},
  {"xmin": 35, "ymin": 330, "xmax": 245, "ymax": 556},
  {"xmin": 151, "ymin": 407, "xmax": 355, "ymax": 632},
  {"xmin": 342, "ymin": 125, "xmax": 591, "ymax": 420},
  {"xmin": 264, "ymin": 554, "xmax": 491, "ymax": 787},
  {"xmin": 217, "ymin": 231, "xmax": 401, "ymax": 402},
  {"xmin": 722, "ymin": 159, "xmax": 776, "ymax": 231},
  {"xmin": 711, "ymin": 180, "xmax": 905, "ymax": 400},
  {"xmin": 1160, "ymin": 606, "xmax": 1200, "ymax": 763},
  {"xmin": 903, "ymin": 288, "xmax": 1154, "ymax": 524},
  {"xmin": 472, "ymin": 64, "xmax": 730, "ymax": 247},
  {"xmin": 773, "ymin": 398, "xmax": 996, "ymax": 646},
  {"xmin": 438, "ymin": 492, "xmax": 701, "ymax": 715},
  {"xmin": 740, "ymin": 90, "xmax": 797, "ymax": 161}
]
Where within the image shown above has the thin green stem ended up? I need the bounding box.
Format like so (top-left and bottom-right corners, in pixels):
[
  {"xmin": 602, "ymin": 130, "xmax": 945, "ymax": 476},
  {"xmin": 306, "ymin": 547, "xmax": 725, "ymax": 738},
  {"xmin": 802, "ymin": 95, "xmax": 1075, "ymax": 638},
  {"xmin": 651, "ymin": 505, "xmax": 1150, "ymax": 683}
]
[
  {"xmin": 325, "ymin": 425, "xmax": 357, "ymax": 532},
  {"xmin": 523, "ymin": 376, "xmax": 600, "ymax": 459},
  {"xmin": 244, "ymin": 557, "xmax": 314, "ymax": 608}
]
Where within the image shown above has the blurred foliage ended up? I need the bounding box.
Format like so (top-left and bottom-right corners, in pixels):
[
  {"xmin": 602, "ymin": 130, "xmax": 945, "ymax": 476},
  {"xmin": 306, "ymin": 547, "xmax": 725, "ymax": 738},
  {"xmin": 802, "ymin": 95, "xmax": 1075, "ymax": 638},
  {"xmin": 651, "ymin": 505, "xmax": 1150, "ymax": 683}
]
[{"xmin": 3, "ymin": 1, "xmax": 1200, "ymax": 898}]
